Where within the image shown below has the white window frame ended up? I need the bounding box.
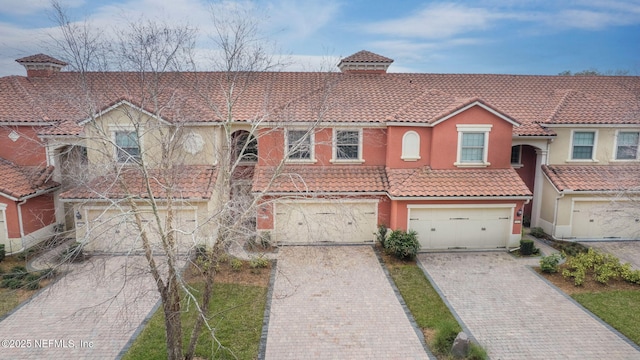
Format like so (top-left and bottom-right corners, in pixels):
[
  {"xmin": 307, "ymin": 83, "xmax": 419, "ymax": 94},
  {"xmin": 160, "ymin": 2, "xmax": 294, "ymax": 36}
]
[
  {"xmin": 285, "ymin": 128, "xmax": 316, "ymax": 163},
  {"xmin": 568, "ymin": 130, "xmax": 598, "ymax": 162},
  {"xmin": 510, "ymin": 145, "xmax": 523, "ymax": 168},
  {"xmin": 331, "ymin": 128, "xmax": 364, "ymax": 163},
  {"xmin": 401, "ymin": 131, "xmax": 421, "ymax": 161},
  {"xmin": 612, "ymin": 130, "xmax": 640, "ymax": 161},
  {"xmin": 455, "ymin": 124, "xmax": 492, "ymax": 167},
  {"xmin": 110, "ymin": 125, "xmax": 142, "ymax": 164}
]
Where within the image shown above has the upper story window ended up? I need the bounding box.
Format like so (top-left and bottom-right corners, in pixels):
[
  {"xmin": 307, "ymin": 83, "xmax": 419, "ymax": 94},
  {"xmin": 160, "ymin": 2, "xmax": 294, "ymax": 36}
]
[
  {"xmin": 115, "ymin": 131, "xmax": 141, "ymax": 163},
  {"xmin": 286, "ymin": 129, "xmax": 313, "ymax": 161},
  {"xmin": 510, "ymin": 145, "xmax": 522, "ymax": 166},
  {"xmin": 401, "ymin": 131, "xmax": 420, "ymax": 161},
  {"xmin": 571, "ymin": 131, "xmax": 596, "ymax": 160},
  {"xmin": 332, "ymin": 129, "xmax": 363, "ymax": 162},
  {"xmin": 615, "ymin": 131, "xmax": 639, "ymax": 160},
  {"xmin": 232, "ymin": 131, "xmax": 258, "ymax": 163},
  {"xmin": 455, "ymin": 125, "xmax": 492, "ymax": 167}
]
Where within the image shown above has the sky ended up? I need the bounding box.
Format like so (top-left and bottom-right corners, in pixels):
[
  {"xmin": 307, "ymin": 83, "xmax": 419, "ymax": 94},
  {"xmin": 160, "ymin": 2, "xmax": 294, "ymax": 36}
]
[{"xmin": 0, "ymin": 0, "xmax": 639, "ymax": 77}]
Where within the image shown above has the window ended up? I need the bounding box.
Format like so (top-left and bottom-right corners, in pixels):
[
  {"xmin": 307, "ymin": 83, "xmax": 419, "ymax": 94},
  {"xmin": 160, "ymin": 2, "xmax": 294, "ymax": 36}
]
[
  {"xmin": 461, "ymin": 133, "xmax": 485, "ymax": 162},
  {"xmin": 455, "ymin": 125, "xmax": 491, "ymax": 167},
  {"xmin": 115, "ymin": 131, "xmax": 140, "ymax": 163},
  {"xmin": 286, "ymin": 130, "xmax": 312, "ymax": 161},
  {"xmin": 510, "ymin": 145, "xmax": 522, "ymax": 165},
  {"xmin": 401, "ymin": 131, "xmax": 420, "ymax": 161},
  {"xmin": 232, "ymin": 131, "xmax": 258, "ymax": 162},
  {"xmin": 571, "ymin": 131, "xmax": 595, "ymax": 160},
  {"xmin": 334, "ymin": 129, "xmax": 361, "ymax": 161},
  {"xmin": 616, "ymin": 131, "xmax": 639, "ymax": 160}
]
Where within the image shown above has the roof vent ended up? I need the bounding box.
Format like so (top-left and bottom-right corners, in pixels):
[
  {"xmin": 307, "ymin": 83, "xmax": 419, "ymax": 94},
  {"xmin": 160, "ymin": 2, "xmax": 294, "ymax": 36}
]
[
  {"xmin": 338, "ymin": 50, "xmax": 393, "ymax": 74},
  {"xmin": 16, "ymin": 54, "xmax": 67, "ymax": 78}
]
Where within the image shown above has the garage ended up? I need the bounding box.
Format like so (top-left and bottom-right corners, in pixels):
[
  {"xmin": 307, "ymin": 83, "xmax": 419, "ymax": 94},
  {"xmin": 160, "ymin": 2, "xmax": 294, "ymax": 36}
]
[
  {"xmin": 571, "ymin": 201, "xmax": 640, "ymax": 240},
  {"xmin": 409, "ymin": 206, "xmax": 512, "ymax": 250},
  {"xmin": 274, "ymin": 201, "xmax": 377, "ymax": 243},
  {"xmin": 82, "ymin": 207, "xmax": 198, "ymax": 253}
]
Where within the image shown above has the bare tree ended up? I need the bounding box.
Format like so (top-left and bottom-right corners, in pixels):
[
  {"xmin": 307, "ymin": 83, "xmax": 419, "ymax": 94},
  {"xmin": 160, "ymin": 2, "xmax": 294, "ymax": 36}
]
[{"xmin": 43, "ymin": 3, "xmax": 335, "ymax": 359}]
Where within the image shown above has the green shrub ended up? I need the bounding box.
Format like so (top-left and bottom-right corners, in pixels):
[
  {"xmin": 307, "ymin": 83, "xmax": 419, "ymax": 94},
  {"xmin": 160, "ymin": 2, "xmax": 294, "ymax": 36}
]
[
  {"xmin": 230, "ymin": 258, "xmax": 243, "ymax": 272},
  {"xmin": 375, "ymin": 224, "xmax": 388, "ymax": 247},
  {"xmin": 540, "ymin": 253, "xmax": 564, "ymax": 273},
  {"xmin": 562, "ymin": 248, "xmax": 638, "ymax": 286},
  {"xmin": 249, "ymin": 257, "xmax": 269, "ymax": 269},
  {"xmin": 0, "ymin": 244, "xmax": 5, "ymax": 262},
  {"xmin": 468, "ymin": 343, "xmax": 489, "ymax": 360},
  {"xmin": 4, "ymin": 266, "xmax": 28, "ymax": 280},
  {"xmin": 431, "ymin": 320, "xmax": 459, "ymax": 354},
  {"xmin": 0, "ymin": 278, "xmax": 22, "ymax": 289},
  {"xmin": 520, "ymin": 239, "xmax": 535, "ymax": 255},
  {"xmin": 385, "ymin": 229, "xmax": 420, "ymax": 260},
  {"xmin": 529, "ymin": 227, "xmax": 545, "ymax": 238},
  {"xmin": 25, "ymin": 281, "xmax": 40, "ymax": 290}
]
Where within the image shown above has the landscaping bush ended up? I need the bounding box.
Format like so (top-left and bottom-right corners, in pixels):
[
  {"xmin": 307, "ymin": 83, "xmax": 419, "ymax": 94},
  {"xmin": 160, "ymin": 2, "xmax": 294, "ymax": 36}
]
[
  {"xmin": 540, "ymin": 253, "xmax": 564, "ymax": 273},
  {"xmin": 5, "ymin": 266, "xmax": 27, "ymax": 280},
  {"xmin": 0, "ymin": 244, "xmax": 5, "ymax": 262},
  {"xmin": 529, "ymin": 227, "xmax": 545, "ymax": 238},
  {"xmin": 375, "ymin": 224, "xmax": 388, "ymax": 247},
  {"xmin": 230, "ymin": 258, "xmax": 243, "ymax": 272},
  {"xmin": 562, "ymin": 248, "xmax": 637, "ymax": 286},
  {"xmin": 384, "ymin": 229, "xmax": 420, "ymax": 260},
  {"xmin": 0, "ymin": 278, "xmax": 22, "ymax": 289},
  {"xmin": 520, "ymin": 239, "xmax": 535, "ymax": 255},
  {"xmin": 249, "ymin": 257, "xmax": 269, "ymax": 269}
]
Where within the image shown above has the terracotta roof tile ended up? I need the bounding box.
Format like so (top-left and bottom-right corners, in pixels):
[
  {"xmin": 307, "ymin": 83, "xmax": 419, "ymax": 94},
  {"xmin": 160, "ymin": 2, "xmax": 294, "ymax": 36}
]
[
  {"xmin": 0, "ymin": 157, "xmax": 59, "ymax": 199},
  {"xmin": 339, "ymin": 50, "xmax": 394, "ymax": 64},
  {"xmin": 252, "ymin": 165, "xmax": 388, "ymax": 193},
  {"xmin": 387, "ymin": 167, "xmax": 532, "ymax": 197},
  {"xmin": 542, "ymin": 165, "xmax": 640, "ymax": 192},
  {"xmin": 16, "ymin": 54, "xmax": 67, "ymax": 66},
  {"xmin": 60, "ymin": 165, "xmax": 216, "ymax": 200}
]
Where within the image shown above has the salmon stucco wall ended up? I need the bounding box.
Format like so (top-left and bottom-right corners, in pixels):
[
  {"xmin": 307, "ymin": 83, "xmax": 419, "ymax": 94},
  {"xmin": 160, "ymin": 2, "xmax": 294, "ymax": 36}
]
[
  {"xmin": 0, "ymin": 126, "xmax": 47, "ymax": 166},
  {"xmin": 386, "ymin": 126, "xmax": 431, "ymax": 168},
  {"xmin": 0, "ymin": 197, "xmax": 19, "ymax": 238},
  {"xmin": 21, "ymin": 194, "xmax": 57, "ymax": 235},
  {"xmin": 430, "ymin": 106, "xmax": 514, "ymax": 170}
]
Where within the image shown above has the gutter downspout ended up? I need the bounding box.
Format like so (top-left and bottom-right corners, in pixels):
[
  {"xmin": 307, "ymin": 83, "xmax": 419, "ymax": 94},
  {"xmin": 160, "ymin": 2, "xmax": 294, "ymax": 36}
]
[
  {"xmin": 553, "ymin": 192, "xmax": 565, "ymax": 239},
  {"xmin": 13, "ymin": 199, "xmax": 28, "ymax": 255}
]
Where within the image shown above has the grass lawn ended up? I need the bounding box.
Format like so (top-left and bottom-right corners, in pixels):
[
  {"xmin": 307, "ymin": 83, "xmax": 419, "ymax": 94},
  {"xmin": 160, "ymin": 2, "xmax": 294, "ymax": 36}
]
[
  {"xmin": 572, "ymin": 290, "xmax": 640, "ymax": 346},
  {"xmin": 382, "ymin": 252, "xmax": 486, "ymax": 359},
  {"xmin": 0, "ymin": 255, "xmax": 53, "ymax": 318},
  {"xmin": 123, "ymin": 263, "xmax": 269, "ymax": 360}
]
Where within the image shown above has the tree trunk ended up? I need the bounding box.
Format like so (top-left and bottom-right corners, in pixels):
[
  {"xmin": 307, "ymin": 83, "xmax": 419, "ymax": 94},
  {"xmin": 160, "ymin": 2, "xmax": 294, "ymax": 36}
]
[{"xmin": 163, "ymin": 279, "xmax": 183, "ymax": 360}]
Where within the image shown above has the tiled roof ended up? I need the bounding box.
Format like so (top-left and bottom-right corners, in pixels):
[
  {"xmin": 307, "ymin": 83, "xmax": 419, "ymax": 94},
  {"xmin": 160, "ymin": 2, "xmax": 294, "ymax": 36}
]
[
  {"xmin": 0, "ymin": 157, "xmax": 59, "ymax": 199},
  {"xmin": 252, "ymin": 165, "xmax": 388, "ymax": 193},
  {"xmin": 542, "ymin": 165, "xmax": 640, "ymax": 192},
  {"xmin": 0, "ymin": 52, "xmax": 638, "ymax": 132},
  {"xmin": 16, "ymin": 54, "xmax": 67, "ymax": 66},
  {"xmin": 387, "ymin": 167, "xmax": 532, "ymax": 197},
  {"xmin": 60, "ymin": 165, "xmax": 216, "ymax": 200},
  {"xmin": 37, "ymin": 120, "xmax": 84, "ymax": 136},
  {"xmin": 339, "ymin": 50, "xmax": 393, "ymax": 64}
]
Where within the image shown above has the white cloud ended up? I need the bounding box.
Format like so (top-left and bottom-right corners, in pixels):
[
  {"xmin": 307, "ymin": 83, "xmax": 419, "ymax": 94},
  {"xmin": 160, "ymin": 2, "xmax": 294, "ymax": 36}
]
[
  {"xmin": 0, "ymin": 0, "xmax": 83, "ymax": 16},
  {"xmin": 265, "ymin": 0, "xmax": 341, "ymax": 41},
  {"xmin": 361, "ymin": 3, "xmax": 497, "ymax": 39}
]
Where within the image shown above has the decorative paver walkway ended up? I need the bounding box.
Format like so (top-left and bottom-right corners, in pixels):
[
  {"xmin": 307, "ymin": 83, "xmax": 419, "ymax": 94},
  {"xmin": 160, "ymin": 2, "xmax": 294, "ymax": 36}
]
[
  {"xmin": 419, "ymin": 252, "xmax": 640, "ymax": 360},
  {"xmin": 264, "ymin": 246, "xmax": 432, "ymax": 360},
  {"xmin": 0, "ymin": 256, "xmax": 161, "ymax": 359}
]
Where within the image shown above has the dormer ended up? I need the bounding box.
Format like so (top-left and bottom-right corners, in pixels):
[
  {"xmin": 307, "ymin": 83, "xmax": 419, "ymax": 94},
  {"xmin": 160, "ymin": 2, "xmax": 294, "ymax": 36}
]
[
  {"xmin": 338, "ymin": 50, "xmax": 393, "ymax": 74},
  {"xmin": 16, "ymin": 54, "xmax": 67, "ymax": 78}
]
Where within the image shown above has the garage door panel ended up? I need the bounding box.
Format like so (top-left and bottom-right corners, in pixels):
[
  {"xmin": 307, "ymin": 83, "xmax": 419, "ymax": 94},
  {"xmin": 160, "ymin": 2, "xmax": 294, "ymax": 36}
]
[
  {"xmin": 572, "ymin": 202, "xmax": 640, "ymax": 239},
  {"xmin": 275, "ymin": 202, "xmax": 376, "ymax": 243},
  {"xmin": 409, "ymin": 207, "xmax": 511, "ymax": 250},
  {"xmin": 86, "ymin": 209, "xmax": 197, "ymax": 252}
]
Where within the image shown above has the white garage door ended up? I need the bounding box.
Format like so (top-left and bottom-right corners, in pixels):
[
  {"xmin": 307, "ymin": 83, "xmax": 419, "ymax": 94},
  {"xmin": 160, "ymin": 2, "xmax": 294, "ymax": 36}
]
[
  {"xmin": 409, "ymin": 207, "xmax": 511, "ymax": 250},
  {"xmin": 85, "ymin": 208, "xmax": 197, "ymax": 252},
  {"xmin": 275, "ymin": 202, "xmax": 377, "ymax": 243},
  {"xmin": 572, "ymin": 201, "xmax": 640, "ymax": 240}
]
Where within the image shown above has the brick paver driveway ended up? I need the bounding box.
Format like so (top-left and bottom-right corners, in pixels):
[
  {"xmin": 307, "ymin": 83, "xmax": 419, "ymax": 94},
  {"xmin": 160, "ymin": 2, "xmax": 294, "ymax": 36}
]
[
  {"xmin": 419, "ymin": 252, "xmax": 640, "ymax": 359},
  {"xmin": 264, "ymin": 246, "xmax": 431, "ymax": 359},
  {"xmin": 0, "ymin": 256, "xmax": 160, "ymax": 359},
  {"xmin": 580, "ymin": 240, "xmax": 640, "ymax": 269}
]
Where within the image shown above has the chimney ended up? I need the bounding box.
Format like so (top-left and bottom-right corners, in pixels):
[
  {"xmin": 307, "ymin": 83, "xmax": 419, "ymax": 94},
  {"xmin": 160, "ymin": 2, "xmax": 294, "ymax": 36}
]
[
  {"xmin": 16, "ymin": 54, "xmax": 67, "ymax": 78},
  {"xmin": 338, "ymin": 50, "xmax": 393, "ymax": 74}
]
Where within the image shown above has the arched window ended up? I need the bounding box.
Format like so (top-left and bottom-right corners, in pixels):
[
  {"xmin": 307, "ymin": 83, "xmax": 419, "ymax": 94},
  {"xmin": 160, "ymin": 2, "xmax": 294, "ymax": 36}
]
[
  {"xmin": 231, "ymin": 130, "xmax": 258, "ymax": 162},
  {"xmin": 401, "ymin": 131, "xmax": 420, "ymax": 161}
]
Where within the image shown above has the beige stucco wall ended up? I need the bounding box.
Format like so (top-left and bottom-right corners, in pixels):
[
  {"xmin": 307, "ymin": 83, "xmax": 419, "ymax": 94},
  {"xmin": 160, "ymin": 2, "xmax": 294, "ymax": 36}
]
[
  {"xmin": 83, "ymin": 104, "xmax": 220, "ymax": 168},
  {"xmin": 547, "ymin": 127, "xmax": 640, "ymax": 165}
]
